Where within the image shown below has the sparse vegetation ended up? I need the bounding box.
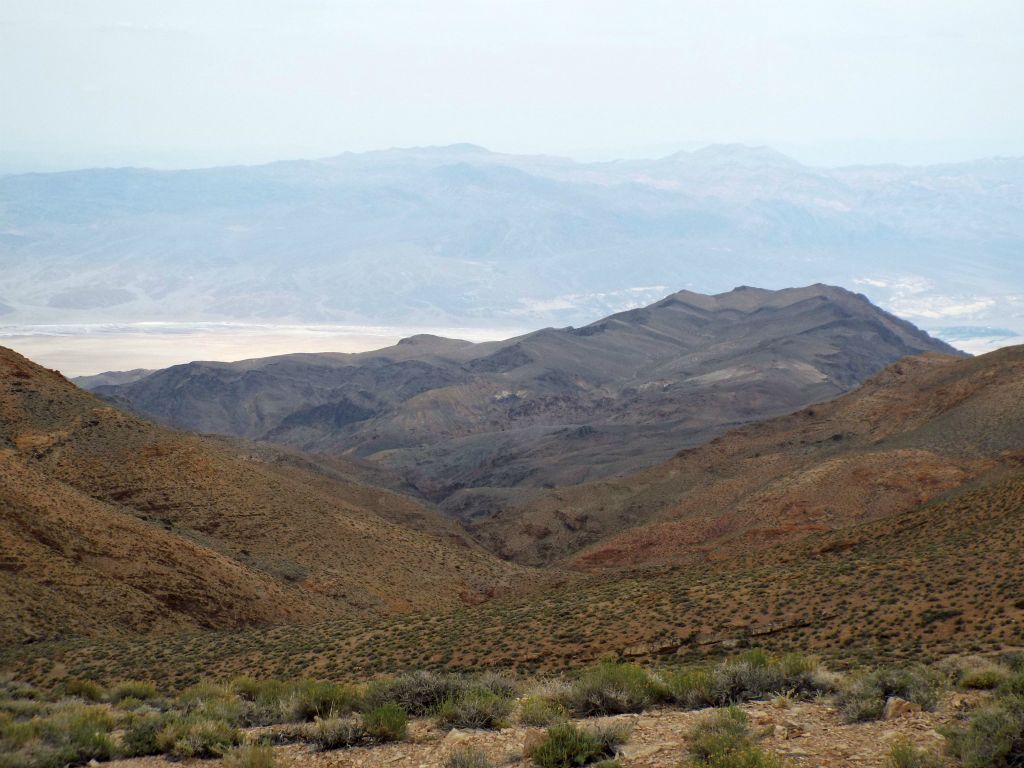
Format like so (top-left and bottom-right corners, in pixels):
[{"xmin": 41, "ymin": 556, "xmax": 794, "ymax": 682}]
[
  {"xmin": 362, "ymin": 702, "xmax": 408, "ymax": 742},
  {"xmin": 885, "ymin": 739, "xmax": 945, "ymax": 768},
  {"xmin": 287, "ymin": 679, "xmax": 361, "ymax": 721},
  {"xmin": 944, "ymin": 671, "xmax": 1024, "ymax": 768},
  {"xmin": 155, "ymin": 713, "xmax": 242, "ymax": 759},
  {"xmin": 529, "ymin": 721, "xmax": 632, "ymax": 768},
  {"xmin": 108, "ymin": 680, "xmax": 159, "ymax": 703},
  {"xmin": 0, "ymin": 702, "xmax": 116, "ymax": 768},
  {"xmin": 119, "ymin": 710, "xmax": 165, "ymax": 757},
  {"xmin": 1, "ymin": 655, "xmax": 1019, "ymax": 767},
  {"xmin": 838, "ymin": 665, "xmax": 942, "ymax": 722},
  {"xmin": 222, "ymin": 743, "xmax": 277, "ymax": 768},
  {"xmin": 436, "ymin": 688, "xmax": 513, "ymax": 729},
  {"xmin": 686, "ymin": 707, "xmax": 785, "ymax": 768},
  {"xmin": 62, "ymin": 680, "xmax": 104, "ymax": 702},
  {"xmin": 445, "ymin": 746, "xmax": 495, "ymax": 768},
  {"xmin": 561, "ymin": 661, "xmax": 664, "ymax": 716},
  {"xmin": 364, "ymin": 671, "xmax": 467, "ymax": 716},
  {"xmin": 519, "ymin": 696, "xmax": 568, "ymax": 726},
  {"xmin": 309, "ymin": 717, "xmax": 363, "ymax": 751}
]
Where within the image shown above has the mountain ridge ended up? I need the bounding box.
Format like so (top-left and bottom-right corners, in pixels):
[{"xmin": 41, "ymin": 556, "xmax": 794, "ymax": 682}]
[{"xmin": 89, "ymin": 285, "xmax": 959, "ymax": 523}]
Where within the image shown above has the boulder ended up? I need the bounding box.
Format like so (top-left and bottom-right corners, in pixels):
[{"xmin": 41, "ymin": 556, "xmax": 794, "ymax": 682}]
[{"xmin": 883, "ymin": 696, "xmax": 922, "ymax": 720}]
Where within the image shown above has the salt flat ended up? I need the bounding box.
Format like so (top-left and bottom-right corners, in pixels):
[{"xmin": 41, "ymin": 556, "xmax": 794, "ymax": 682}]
[{"xmin": 0, "ymin": 323, "xmax": 522, "ymax": 377}]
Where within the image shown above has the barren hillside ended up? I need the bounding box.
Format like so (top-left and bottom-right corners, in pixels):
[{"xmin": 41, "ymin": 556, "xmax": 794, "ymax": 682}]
[
  {"xmin": 0, "ymin": 346, "xmax": 531, "ymax": 645},
  {"xmin": 478, "ymin": 345, "xmax": 1024, "ymax": 566}
]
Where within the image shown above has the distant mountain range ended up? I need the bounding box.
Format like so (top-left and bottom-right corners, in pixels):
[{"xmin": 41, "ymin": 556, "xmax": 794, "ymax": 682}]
[
  {"xmin": 1, "ymin": 144, "xmax": 1023, "ymax": 345},
  {"xmin": 88, "ymin": 284, "xmax": 959, "ymax": 521}
]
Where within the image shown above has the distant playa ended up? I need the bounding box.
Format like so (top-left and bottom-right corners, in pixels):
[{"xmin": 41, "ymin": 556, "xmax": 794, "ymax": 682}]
[{"xmin": 0, "ymin": 322, "xmax": 522, "ymax": 377}]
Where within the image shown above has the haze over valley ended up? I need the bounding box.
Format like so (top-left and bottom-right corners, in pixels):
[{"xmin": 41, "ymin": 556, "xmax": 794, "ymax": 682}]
[{"xmin": 2, "ymin": 144, "xmax": 1024, "ymax": 377}]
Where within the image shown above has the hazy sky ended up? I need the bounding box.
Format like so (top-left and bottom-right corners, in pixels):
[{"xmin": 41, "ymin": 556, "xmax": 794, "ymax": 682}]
[{"xmin": 2, "ymin": 0, "xmax": 1023, "ymax": 171}]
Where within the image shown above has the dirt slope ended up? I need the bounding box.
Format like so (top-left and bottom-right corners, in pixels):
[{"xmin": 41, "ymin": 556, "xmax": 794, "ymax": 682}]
[{"xmin": 0, "ymin": 346, "xmax": 530, "ymax": 645}]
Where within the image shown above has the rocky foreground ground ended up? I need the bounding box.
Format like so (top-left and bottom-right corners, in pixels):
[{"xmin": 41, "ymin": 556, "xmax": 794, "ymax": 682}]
[{"xmin": 108, "ymin": 692, "xmax": 974, "ymax": 768}]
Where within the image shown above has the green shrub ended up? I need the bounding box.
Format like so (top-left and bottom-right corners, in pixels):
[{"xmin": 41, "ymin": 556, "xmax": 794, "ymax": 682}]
[
  {"xmin": 0, "ymin": 715, "xmax": 35, "ymax": 751},
  {"xmin": 174, "ymin": 681, "xmax": 244, "ymax": 726},
  {"xmin": 108, "ymin": 680, "xmax": 159, "ymax": 703},
  {"xmin": 445, "ymin": 746, "xmax": 494, "ymax": 768},
  {"xmin": 688, "ymin": 707, "xmax": 754, "ymax": 762},
  {"xmin": 519, "ymin": 696, "xmax": 568, "ymax": 726},
  {"xmin": 944, "ymin": 696, "xmax": 1024, "ymax": 768},
  {"xmin": 63, "ymin": 679, "xmax": 105, "ymax": 702},
  {"xmin": 474, "ymin": 672, "xmax": 521, "ymax": 700},
  {"xmin": 364, "ymin": 671, "xmax": 465, "ymax": 716},
  {"xmin": 667, "ymin": 652, "xmax": 829, "ymax": 710},
  {"xmin": 564, "ymin": 662, "xmax": 663, "ymax": 716},
  {"xmin": 838, "ymin": 666, "xmax": 942, "ymax": 722},
  {"xmin": 229, "ymin": 679, "xmax": 290, "ymax": 725},
  {"xmin": 710, "ymin": 659, "xmax": 786, "ymax": 705},
  {"xmin": 736, "ymin": 649, "xmax": 772, "ymax": 668},
  {"xmin": 437, "ymin": 689, "xmax": 512, "ymax": 730},
  {"xmin": 1000, "ymin": 671, "xmax": 1024, "ymax": 698},
  {"xmin": 0, "ymin": 681, "xmax": 41, "ymax": 702},
  {"xmin": 286, "ymin": 680, "xmax": 361, "ymax": 722},
  {"xmin": 120, "ymin": 711, "xmax": 165, "ymax": 757},
  {"xmin": 664, "ymin": 667, "xmax": 716, "ymax": 709},
  {"xmin": 363, "ymin": 703, "xmax": 408, "ymax": 742},
  {"xmin": 961, "ymin": 666, "xmax": 1009, "ymax": 690},
  {"xmin": 0, "ymin": 697, "xmax": 48, "ymax": 720},
  {"xmin": 156, "ymin": 715, "xmax": 241, "ymax": 758},
  {"xmin": 530, "ymin": 721, "xmax": 630, "ymax": 768},
  {"xmin": 999, "ymin": 652, "xmax": 1024, "ymax": 672},
  {"xmin": 43, "ymin": 704, "xmax": 116, "ymax": 754},
  {"xmin": 946, "ymin": 656, "xmax": 1012, "ymax": 691},
  {"xmin": 696, "ymin": 748, "xmax": 786, "ymax": 768},
  {"xmin": 222, "ymin": 743, "xmax": 277, "ymax": 768},
  {"xmin": 778, "ymin": 653, "xmax": 817, "ymax": 678},
  {"xmin": 309, "ymin": 717, "xmax": 364, "ymax": 751},
  {"xmin": 0, "ymin": 704, "xmax": 117, "ymax": 768},
  {"xmin": 231, "ymin": 676, "xmax": 266, "ymax": 701},
  {"xmin": 687, "ymin": 707, "xmax": 785, "ymax": 768},
  {"xmin": 885, "ymin": 739, "xmax": 945, "ymax": 768},
  {"xmin": 178, "ymin": 680, "xmax": 233, "ymax": 706}
]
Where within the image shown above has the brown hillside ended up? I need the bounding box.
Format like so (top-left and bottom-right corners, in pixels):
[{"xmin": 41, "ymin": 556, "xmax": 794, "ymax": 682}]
[
  {"xmin": 475, "ymin": 346, "xmax": 1024, "ymax": 566},
  {"xmin": 0, "ymin": 347, "xmax": 531, "ymax": 645},
  {"xmin": 8, "ymin": 461, "xmax": 1023, "ymax": 688}
]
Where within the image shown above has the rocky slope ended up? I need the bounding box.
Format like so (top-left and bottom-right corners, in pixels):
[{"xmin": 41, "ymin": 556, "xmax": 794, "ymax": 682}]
[
  {"xmin": 103, "ymin": 696, "xmax": 964, "ymax": 768},
  {"xmin": 0, "ymin": 346, "xmax": 530, "ymax": 645},
  {"xmin": 11, "ymin": 457, "xmax": 1023, "ymax": 685},
  {"xmin": 91, "ymin": 285, "xmax": 959, "ymax": 522},
  {"xmin": 480, "ymin": 344, "xmax": 1024, "ymax": 565}
]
